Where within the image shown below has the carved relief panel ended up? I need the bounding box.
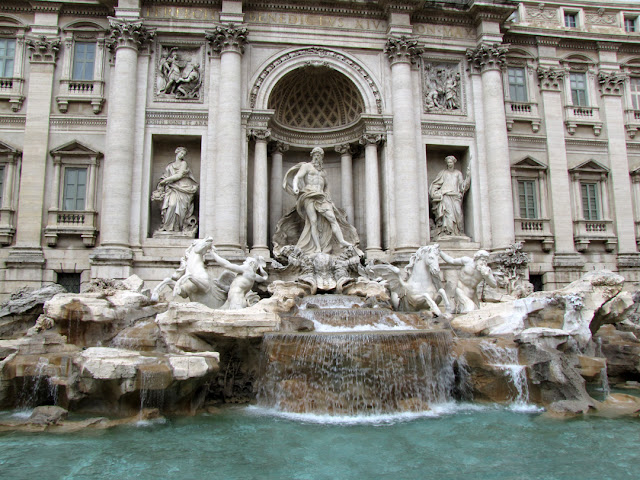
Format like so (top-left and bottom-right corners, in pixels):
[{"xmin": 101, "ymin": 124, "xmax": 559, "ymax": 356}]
[
  {"xmin": 422, "ymin": 60, "xmax": 465, "ymax": 116},
  {"xmin": 154, "ymin": 43, "xmax": 205, "ymax": 103}
]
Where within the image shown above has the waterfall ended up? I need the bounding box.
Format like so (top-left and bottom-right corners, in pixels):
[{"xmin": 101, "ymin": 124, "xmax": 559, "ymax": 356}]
[
  {"xmin": 256, "ymin": 330, "xmax": 455, "ymax": 415},
  {"xmin": 480, "ymin": 342, "xmax": 530, "ymax": 405},
  {"xmin": 17, "ymin": 357, "xmax": 59, "ymax": 408}
]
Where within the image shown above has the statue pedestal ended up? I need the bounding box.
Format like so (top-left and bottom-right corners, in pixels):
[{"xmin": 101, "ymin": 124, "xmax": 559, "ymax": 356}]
[{"xmin": 152, "ymin": 230, "xmax": 197, "ymax": 240}]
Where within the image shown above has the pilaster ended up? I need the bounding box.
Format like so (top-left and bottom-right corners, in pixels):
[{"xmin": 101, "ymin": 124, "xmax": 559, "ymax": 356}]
[
  {"xmin": 206, "ymin": 25, "xmax": 248, "ymax": 254},
  {"xmin": 385, "ymin": 36, "xmax": 423, "ymax": 254},
  {"xmin": 466, "ymin": 43, "xmax": 514, "ymax": 249},
  {"xmin": 91, "ymin": 17, "xmax": 154, "ymax": 279},
  {"xmin": 7, "ymin": 34, "xmax": 61, "ymax": 274}
]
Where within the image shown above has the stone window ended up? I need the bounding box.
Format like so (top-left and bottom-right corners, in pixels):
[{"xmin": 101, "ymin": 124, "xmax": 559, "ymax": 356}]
[
  {"xmin": 0, "ymin": 38, "xmax": 15, "ymax": 77},
  {"xmin": 518, "ymin": 180, "xmax": 538, "ymax": 219},
  {"xmin": 564, "ymin": 12, "xmax": 578, "ymax": 28},
  {"xmin": 569, "ymin": 160, "xmax": 616, "ymax": 252},
  {"xmin": 508, "ymin": 67, "xmax": 527, "ymax": 103},
  {"xmin": 0, "ymin": 19, "xmax": 27, "ymax": 111},
  {"xmin": 630, "ymin": 77, "xmax": 640, "ymax": 110},
  {"xmin": 56, "ymin": 22, "xmax": 106, "ymax": 114},
  {"xmin": 0, "ymin": 141, "xmax": 20, "ymax": 245},
  {"xmin": 570, "ymin": 72, "xmax": 588, "ymax": 106},
  {"xmin": 580, "ymin": 182, "xmax": 600, "ymax": 220},
  {"xmin": 503, "ymin": 53, "xmax": 540, "ymax": 133},
  {"xmin": 56, "ymin": 272, "xmax": 81, "ymax": 293},
  {"xmin": 625, "ymin": 16, "xmax": 638, "ymax": 33},
  {"xmin": 72, "ymin": 42, "xmax": 95, "ymax": 81},
  {"xmin": 63, "ymin": 167, "xmax": 87, "ymax": 211},
  {"xmin": 44, "ymin": 141, "xmax": 101, "ymax": 247},
  {"xmin": 511, "ymin": 157, "xmax": 553, "ymax": 251}
]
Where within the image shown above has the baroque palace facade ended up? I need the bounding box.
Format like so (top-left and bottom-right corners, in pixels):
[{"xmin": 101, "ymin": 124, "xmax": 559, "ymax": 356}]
[{"xmin": 1, "ymin": 0, "xmax": 640, "ymax": 297}]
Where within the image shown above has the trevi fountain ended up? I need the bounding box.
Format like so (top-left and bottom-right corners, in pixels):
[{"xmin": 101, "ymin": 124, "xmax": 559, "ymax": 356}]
[{"xmin": 0, "ymin": 147, "xmax": 639, "ymax": 479}]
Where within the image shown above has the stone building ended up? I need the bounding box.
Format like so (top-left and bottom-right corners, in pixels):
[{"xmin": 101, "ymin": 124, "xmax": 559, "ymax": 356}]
[{"xmin": 1, "ymin": 0, "xmax": 640, "ymax": 297}]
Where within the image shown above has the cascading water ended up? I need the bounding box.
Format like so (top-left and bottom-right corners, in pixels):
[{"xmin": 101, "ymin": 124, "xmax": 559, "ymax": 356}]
[
  {"xmin": 17, "ymin": 357, "xmax": 59, "ymax": 408},
  {"xmin": 480, "ymin": 342, "xmax": 530, "ymax": 405},
  {"xmin": 256, "ymin": 295, "xmax": 456, "ymax": 415}
]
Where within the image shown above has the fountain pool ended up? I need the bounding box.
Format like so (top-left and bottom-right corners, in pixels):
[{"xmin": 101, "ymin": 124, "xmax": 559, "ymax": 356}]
[{"xmin": 1, "ymin": 405, "xmax": 639, "ymax": 480}]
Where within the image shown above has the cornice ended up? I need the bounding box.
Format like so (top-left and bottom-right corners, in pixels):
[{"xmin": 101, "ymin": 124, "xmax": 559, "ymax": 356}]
[
  {"xmin": 244, "ymin": 1, "xmax": 384, "ymax": 19},
  {"xmin": 421, "ymin": 121, "xmax": 475, "ymax": 138},
  {"xmin": 142, "ymin": 0, "xmax": 221, "ymax": 5}
]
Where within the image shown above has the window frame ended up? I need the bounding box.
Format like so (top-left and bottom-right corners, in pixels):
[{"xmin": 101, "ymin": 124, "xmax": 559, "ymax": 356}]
[
  {"xmin": 580, "ymin": 182, "xmax": 600, "ymax": 221},
  {"xmin": 0, "ymin": 140, "xmax": 20, "ymax": 246},
  {"xmin": 56, "ymin": 22, "xmax": 107, "ymax": 114},
  {"xmin": 507, "ymin": 66, "xmax": 528, "ymax": 103},
  {"xmin": 44, "ymin": 141, "xmax": 101, "ymax": 247},
  {"xmin": 71, "ymin": 41, "xmax": 96, "ymax": 81},
  {"xmin": 62, "ymin": 166, "xmax": 88, "ymax": 212},
  {"xmin": 569, "ymin": 72, "xmax": 589, "ymax": 107},
  {"xmin": 560, "ymin": 8, "xmax": 584, "ymax": 29},
  {"xmin": 0, "ymin": 20, "xmax": 27, "ymax": 111},
  {"xmin": 518, "ymin": 179, "xmax": 538, "ymax": 219}
]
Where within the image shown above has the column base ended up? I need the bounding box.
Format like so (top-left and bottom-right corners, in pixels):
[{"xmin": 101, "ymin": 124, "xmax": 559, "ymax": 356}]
[
  {"xmin": 250, "ymin": 246, "xmax": 271, "ymax": 259},
  {"xmin": 365, "ymin": 248, "xmax": 386, "ymax": 261},
  {"xmin": 89, "ymin": 246, "xmax": 134, "ymax": 280}
]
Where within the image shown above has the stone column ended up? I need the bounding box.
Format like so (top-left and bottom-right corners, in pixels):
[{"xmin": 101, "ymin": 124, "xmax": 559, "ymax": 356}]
[
  {"xmin": 249, "ymin": 128, "xmax": 270, "ymax": 258},
  {"xmin": 269, "ymin": 141, "xmax": 288, "ymax": 236},
  {"xmin": 466, "ymin": 43, "xmax": 514, "ymax": 249},
  {"xmin": 537, "ymin": 66, "xmax": 583, "ymax": 268},
  {"xmin": 598, "ymin": 72, "xmax": 638, "ymax": 260},
  {"xmin": 7, "ymin": 35, "xmax": 60, "ymax": 271},
  {"xmin": 206, "ymin": 25, "xmax": 248, "ymax": 253},
  {"xmin": 91, "ymin": 18, "xmax": 153, "ymax": 277},
  {"xmin": 385, "ymin": 36, "xmax": 423, "ymax": 254},
  {"xmin": 360, "ymin": 134, "xmax": 385, "ymax": 257},
  {"xmin": 335, "ymin": 144, "xmax": 355, "ymax": 222}
]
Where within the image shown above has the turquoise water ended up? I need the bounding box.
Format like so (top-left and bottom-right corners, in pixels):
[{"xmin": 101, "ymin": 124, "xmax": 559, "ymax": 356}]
[{"xmin": 1, "ymin": 404, "xmax": 638, "ymax": 480}]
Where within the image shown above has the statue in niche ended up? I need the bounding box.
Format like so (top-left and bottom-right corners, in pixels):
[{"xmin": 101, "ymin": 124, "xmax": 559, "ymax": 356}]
[
  {"xmin": 429, "ymin": 155, "xmax": 470, "ymax": 238},
  {"xmin": 424, "ymin": 64, "xmax": 461, "ymax": 112},
  {"xmin": 439, "ymin": 249, "xmax": 497, "ymax": 313},
  {"xmin": 151, "ymin": 146, "xmax": 199, "ymax": 237},
  {"xmin": 157, "ymin": 47, "xmax": 202, "ymax": 100},
  {"xmin": 151, "ymin": 236, "xmax": 267, "ymax": 310},
  {"xmin": 273, "ymin": 147, "xmax": 360, "ymax": 256}
]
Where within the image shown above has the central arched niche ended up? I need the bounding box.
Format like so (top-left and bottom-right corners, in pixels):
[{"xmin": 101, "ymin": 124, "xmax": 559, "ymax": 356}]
[
  {"xmin": 260, "ymin": 65, "xmax": 369, "ymax": 248},
  {"xmin": 268, "ymin": 65, "xmax": 365, "ymax": 131}
]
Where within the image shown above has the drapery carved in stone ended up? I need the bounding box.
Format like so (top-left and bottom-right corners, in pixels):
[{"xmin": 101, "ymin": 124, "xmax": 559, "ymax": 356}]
[
  {"xmin": 205, "ymin": 24, "xmax": 248, "ymax": 55},
  {"xmin": 537, "ymin": 67, "xmax": 565, "ymax": 91},
  {"xmin": 359, "ymin": 134, "xmax": 386, "ymax": 146},
  {"xmin": 248, "ymin": 128, "xmax": 271, "ymax": 142},
  {"xmin": 384, "ymin": 36, "xmax": 423, "ymax": 65},
  {"xmin": 598, "ymin": 71, "xmax": 627, "ymax": 96},
  {"xmin": 466, "ymin": 43, "xmax": 508, "ymax": 73},
  {"xmin": 156, "ymin": 47, "xmax": 202, "ymax": 100},
  {"xmin": 107, "ymin": 17, "xmax": 154, "ymax": 52},
  {"xmin": 423, "ymin": 62, "xmax": 462, "ymax": 113},
  {"xmin": 26, "ymin": 35, "xmax": 60, "ymax": 64}
]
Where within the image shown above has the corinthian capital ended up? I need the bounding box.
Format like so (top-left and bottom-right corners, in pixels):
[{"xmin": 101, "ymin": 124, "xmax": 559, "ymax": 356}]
[
  {"xmin": 107, "ymin": 17, "xmax": 155, "ymax": 52},
  {"xmin": 466, "ymin": 43, "xmax": 508, "ymax": 73},
  {"xmin": 26, "ymin": 35, "xmax": 60, "ymax": 64},
  {"xmin": 384, "ymin": 36, "xmax": 423, "ymax": 66},
  {"xmin": 598, "ymin": 71, "xmax": 627, "ymax": 96},
  {"xmin": 537, "ymin": 67, "xmax": 565, "ymax": 91},
  {"xmin": 206, "ymin": 24, "xmax": 248, "ymax": 55}
]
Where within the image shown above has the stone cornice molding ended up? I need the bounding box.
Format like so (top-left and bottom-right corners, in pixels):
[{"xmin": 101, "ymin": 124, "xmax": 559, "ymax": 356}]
[
  {"xmin": 30, "ymin": 1, "xmax": 63, "ymax": 13},
  {"xmin": 205, "ymin": 24, "xmax": 248, "ymax": 55},
  {"xmin": 535, "ymin": 36, "xmax": 560, "ymax": 48},
  {"xmin": 269, "ymin": 141, "xmax": 289, "ymax": 155},
  {"xmin": 107, "ymin": 17, "xmax": 154, "ymax": 52},
  {"xmin": 359, "ymin": 133, "xmax": 386, "ymax": 146},
  {"xmin": 26, "ymin": 35, "xmax": 61, "ymax": 64},
  {"xmin": 384, "ymin": 36, "xmax": 423, "ymax": 66},
  {"xmin": 598, "ymin": 71, "xmax": 627, "ymax": 96},
  {"xmin": 335, "ymin": 143, "xmax": 355, "ymax": 156},
  {"xmin": 597, "ymin": 42, "xmax": 621, "ymax": 52},
  {"xmin": 466, "ymin": 43, "xmax": 508, "ymax": 74},
  {"xmin": 248, "ymin": 128, "xmax": 271, "ymax": 142},
  {"xmin": 537, "ymin": 66, "xmax": 565, "ymax": 91}
]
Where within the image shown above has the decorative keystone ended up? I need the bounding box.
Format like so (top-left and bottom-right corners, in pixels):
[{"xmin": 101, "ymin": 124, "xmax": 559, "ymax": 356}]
[
  {"xmin": 26, "ymin": 36, "xmax": 61, "ymax": 64},
  {"xmin": 248, "ymin": 128, "xmax": 271, "ymax": 142},
  {"xmin": 384, "ymin": 36, "xmax": 423, "ymax": 66},
  {"xmin": 359, "ymin": 134, "xmax": 386, "ymax": 146},
  {"xmin": 466, "ymin": 43, "xmax": 508, "ymax": 73},
  {"xmin": 205, "ymin": 24, "xmax": 248, "ymax": 55},
  {"xmin": 537, "ymin": 67, "xmax": 565, "ymax": 91},
  {"xmin": 107, "ymin": 18, "xmax": 155, "ymax": 52},
  {"xmin": 598, "ymin": 71, "xmax": 627, "ymax": 96}
]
